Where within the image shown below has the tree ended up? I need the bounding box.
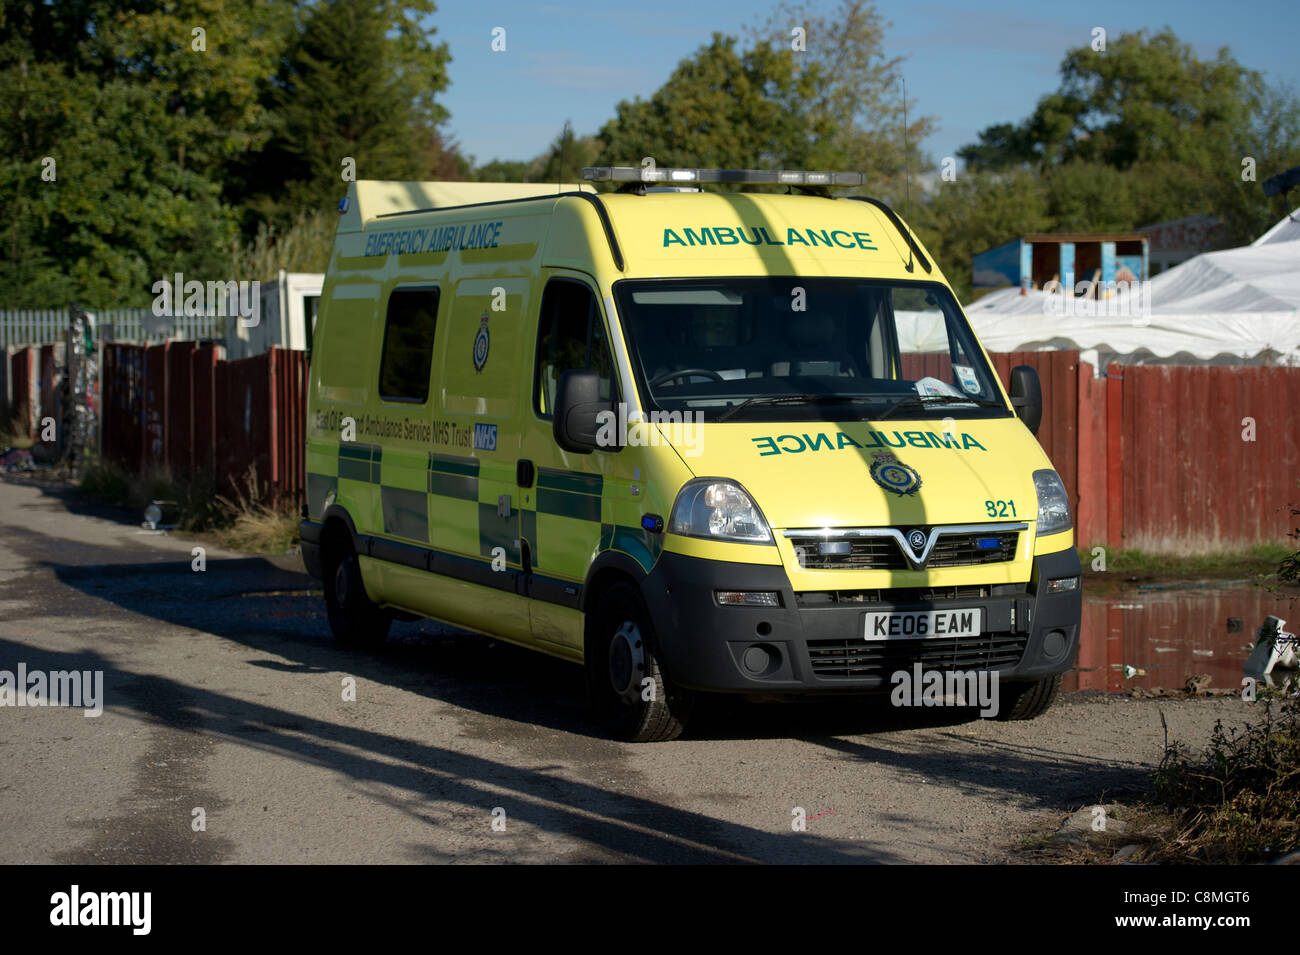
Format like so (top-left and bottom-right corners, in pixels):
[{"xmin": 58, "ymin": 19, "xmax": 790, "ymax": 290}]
[
  {"xmin": 0, "ymin": 66, "xmax": 234, "ymax": 306},
  {"xmin": 957, "ymin": 123, "xmax": 1037, "ymax": 172},
  {"xmin": 538, "ymin": 121, "xmax": 602, "ymax": 183},
  {"xmin": 597, "ymin": 33, "xmax": 831, "ymax": 178},
  {"xmin": 240, "ymin": 0, "xmax": 454, "ymax": 226},
  {"xmin": 0, "ymin": 0, "xmax": 285, "ymax": 304},
  {"xmin": 932, "ymin": 27, "xmax": 1300, "ymax": 292},
  {"xmin": 956, "ymin": 29, "xmax": 1300, "ymax": 243},
  {"xmin": 0, "ymin": 0, "xmax": 461, "ymax": 304},
  {"xmin": 750, "ymin": 0, "xmax": 934, "ymax": 201},
  {"xmin": 915, "ymin": 169, "xmax": 1050, "ymax": 303}
]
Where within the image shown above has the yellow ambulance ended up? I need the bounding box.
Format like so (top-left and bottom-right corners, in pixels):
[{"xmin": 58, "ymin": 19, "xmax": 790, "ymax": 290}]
[{"xmin": 300, "ymin": 167, "xmax": 1082, "ymax": 741}]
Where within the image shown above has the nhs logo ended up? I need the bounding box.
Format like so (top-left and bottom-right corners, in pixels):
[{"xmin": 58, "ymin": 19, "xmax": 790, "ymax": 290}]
[{"xmin": 473, "ymin": 423, "xmax": 498, "ymax": 452}]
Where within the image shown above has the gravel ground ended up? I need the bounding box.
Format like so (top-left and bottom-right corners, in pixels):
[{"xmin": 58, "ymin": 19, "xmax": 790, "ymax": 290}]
[{"xmin": 0, "ymin": 476, "xmax": 1250, "ymax": 863}]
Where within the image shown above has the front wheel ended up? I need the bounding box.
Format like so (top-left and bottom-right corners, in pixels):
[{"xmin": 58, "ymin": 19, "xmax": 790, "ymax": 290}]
[
  {"xmin": 323, "ymin": 536, "xmax": 391, "ymax": 647},
  {"xmin": 993, "ymin": 674, "xmax": 1061, "ymax": 720},
  {"xmin": 586, "ymin": 582, "xmax": 693, "ymax": 742}
]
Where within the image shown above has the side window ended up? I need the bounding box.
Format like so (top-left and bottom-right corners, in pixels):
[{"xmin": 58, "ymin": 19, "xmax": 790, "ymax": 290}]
[
  {"xmin": 378, "ymin": 287, "xmax": 439, "ymax": 403},
  {"xmin": 534, "ymin": 279, "xmax": 617, "ymax": 417}
]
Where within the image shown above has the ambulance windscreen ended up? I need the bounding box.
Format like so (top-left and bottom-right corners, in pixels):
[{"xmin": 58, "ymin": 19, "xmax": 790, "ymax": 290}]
[{"xmin": 613, "ymin": 277, "xmax": 1011, "ymax": 423}]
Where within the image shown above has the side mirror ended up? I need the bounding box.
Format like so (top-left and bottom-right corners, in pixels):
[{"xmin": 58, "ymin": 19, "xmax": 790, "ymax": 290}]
[
  {"xmin": 1009, "ymin": 365, "xmax": 1043, "ymax": 435},
  {"xmin": 553, "ymin": 369, "xmax": 612, "ymax": 453}
]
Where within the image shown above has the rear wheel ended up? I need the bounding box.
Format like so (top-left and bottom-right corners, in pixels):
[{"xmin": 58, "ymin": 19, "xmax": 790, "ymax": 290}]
[
  {"xmin": 586, "ymin": 582, "xmax": 692, "ymax": 742},
  {"xmin": 993, "ymin": 674, "xmax": 1061, "ymax": 720},
  {"xmin": 323, "ymin": 534, "xmax": 391, "ymax": 647}
]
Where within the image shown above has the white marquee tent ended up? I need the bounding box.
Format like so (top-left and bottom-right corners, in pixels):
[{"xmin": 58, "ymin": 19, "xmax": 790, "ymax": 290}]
[{"xmin": 962, "ymin": 207, "xmax": 1300, "ymax": 367}]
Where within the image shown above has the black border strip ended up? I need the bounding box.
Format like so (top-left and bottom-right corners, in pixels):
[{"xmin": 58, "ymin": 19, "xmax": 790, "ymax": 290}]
[
  {"xmin": 360, "ymin": 533, "xmax": 583, "ymax": 610},
  {"xmin": 843, "ymin": 196, "xmax": 932, "ymax": 274}
]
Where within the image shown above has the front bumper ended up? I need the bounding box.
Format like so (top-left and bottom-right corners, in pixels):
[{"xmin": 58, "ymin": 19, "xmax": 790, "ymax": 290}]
[{"xmin": 640, "ymin": 548, "xmax": 1081, "ymax": 694}]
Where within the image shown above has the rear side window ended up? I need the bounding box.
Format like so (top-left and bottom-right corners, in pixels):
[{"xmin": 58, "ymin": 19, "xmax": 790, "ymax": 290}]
[
  {"xmin": 534, "ymin": 279, "xmax": 616, "ymax": 416},
  {"xmin": 378, "ymin": 288, "xmax": 440, "ymax": 403}
]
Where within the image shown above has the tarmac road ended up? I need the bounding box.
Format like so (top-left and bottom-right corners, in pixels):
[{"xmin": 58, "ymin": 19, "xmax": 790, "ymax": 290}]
[{"xmin": 0, "ymin": 476, "xmax": 1247, "ymax": 864}]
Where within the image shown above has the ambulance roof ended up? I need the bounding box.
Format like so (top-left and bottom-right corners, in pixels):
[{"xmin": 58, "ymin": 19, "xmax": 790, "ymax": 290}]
[{"xmin": 339, "ymin": 180, "xmax": 595, "ymax": 231}]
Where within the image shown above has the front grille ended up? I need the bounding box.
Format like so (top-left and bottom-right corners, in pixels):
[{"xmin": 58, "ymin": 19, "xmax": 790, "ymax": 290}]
[
  {"xmin": 788, "ymin": 535, "xmax": 906, "ymax": 570},
  {"xmin": 787, "ymin": 528, "xmax": 1020, "ymax": 571},
  {"xmin": 807, "ymin": 633, "xmax": 1028, "ymax": 679},
  {"xmin": 796, "ymin": 585, "xmax": 999, "ymax": 607},
  {"xmin": 928, "ymin": 532, "xmax": 1018, "ymax": 566}
]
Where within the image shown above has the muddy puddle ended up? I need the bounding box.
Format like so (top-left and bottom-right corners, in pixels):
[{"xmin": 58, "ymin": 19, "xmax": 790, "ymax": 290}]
[{"xmin": 1067, "ymin": 581, "xmax": 1300, "ymax": 693}]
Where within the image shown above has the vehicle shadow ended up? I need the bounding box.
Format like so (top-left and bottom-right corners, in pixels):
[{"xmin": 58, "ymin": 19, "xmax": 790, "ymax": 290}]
[
  {"xmin": 41, "ymin": 542, "xmax": 1046, "ymax": 745},
  {"xmin": 32, "ymin": 538, "xmax": 1140, "ymax": 813},
  {"xmin": 1, "ymin": 637, "xmax": 886, "ymax": 864}
]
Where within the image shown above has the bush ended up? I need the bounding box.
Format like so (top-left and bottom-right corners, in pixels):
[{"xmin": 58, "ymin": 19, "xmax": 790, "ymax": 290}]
[
  {"xmin": 1279, "ymin": 502, "xmax": 1300, "ymax": 587},
  {"xmin": 1149, "ymin": 696, "xmax": 1300, "ymax": 863},
  {"xmin": 79, "ymin": 460, "xmax": 226, "ymax": 533}
]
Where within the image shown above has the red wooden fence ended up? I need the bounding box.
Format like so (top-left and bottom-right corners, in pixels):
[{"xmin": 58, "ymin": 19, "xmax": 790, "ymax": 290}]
[
  {"xmin": 8, "ymin": 347, "xmax": 38, "ymax": 437},
  {"xmin": 986, "ymin": 355, "xmax": 1300, "ymax": 551},
  {"xmin": 12, "ymin": 339, "xmax": 1291, "ymax": 550},
  {"xmin": 100, "ymin": 344, "xmax": 307, "ymax": 507},
  {"xmin": 1105, "ymin": 363, "xmax": 1300, "ymax": 551}
]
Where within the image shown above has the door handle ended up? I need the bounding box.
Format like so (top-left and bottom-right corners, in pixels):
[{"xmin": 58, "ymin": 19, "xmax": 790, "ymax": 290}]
[{"xmin": 516, "ymin": 459, "xmax": 535, "ymax": 488}]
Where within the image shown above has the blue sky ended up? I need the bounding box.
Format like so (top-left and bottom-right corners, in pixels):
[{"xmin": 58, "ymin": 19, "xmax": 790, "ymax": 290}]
[{"xmin": 434, "ymin": 0, "xmax": 1297, "ymax": 168}]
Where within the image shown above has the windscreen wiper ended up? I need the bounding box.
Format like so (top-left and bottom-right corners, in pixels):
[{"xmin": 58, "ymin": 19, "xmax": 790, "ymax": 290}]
[
  {"xmin": 874, "ymin": 393, "xmax": 1007, "ymax": 421},
  {"xmin": 715, "ymin": 394, "xmax": 873, "ymax": 423}
]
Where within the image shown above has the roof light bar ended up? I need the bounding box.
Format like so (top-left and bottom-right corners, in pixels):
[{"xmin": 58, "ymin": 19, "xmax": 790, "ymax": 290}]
[{"xmin": 582, "ymin": 166, "xmax": 865, "ymax": 187}]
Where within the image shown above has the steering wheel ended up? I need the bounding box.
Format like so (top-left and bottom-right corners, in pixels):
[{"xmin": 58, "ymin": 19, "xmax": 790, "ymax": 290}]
[{"xmin": 649, "ymin": 368, "xmax": 726, "ymax": 387}]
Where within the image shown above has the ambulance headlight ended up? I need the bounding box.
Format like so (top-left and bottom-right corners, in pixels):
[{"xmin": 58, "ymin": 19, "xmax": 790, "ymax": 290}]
[
  {"xmin": 1033, "ymin": 469, "xmax": 1072, "ymax": 536},
  {"xmin": 669, "ymin": 480, "xmax": 773, "ymax": 544}
]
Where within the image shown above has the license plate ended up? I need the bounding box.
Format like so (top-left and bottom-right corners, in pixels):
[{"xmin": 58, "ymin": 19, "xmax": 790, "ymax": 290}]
[{"xmin": 863, "ymin": 609, "xmax": 983, "ymax": 639}]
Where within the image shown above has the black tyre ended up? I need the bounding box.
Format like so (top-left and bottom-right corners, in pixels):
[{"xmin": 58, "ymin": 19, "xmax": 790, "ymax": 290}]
[
  {"xmin": 993, "ymin": 673, "xmax": 1061, "ymax": 721},
  {"xmin": 323, "ymin": 535, "xmax": 391, "ymax": 647},
  {"xmin": 586, "ymin": 582, "xmax": 692, "ymax": 742}
]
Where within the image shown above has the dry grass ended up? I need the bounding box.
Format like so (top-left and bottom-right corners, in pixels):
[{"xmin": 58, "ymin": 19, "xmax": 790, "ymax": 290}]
[
  {"xmin": 213, "ymin": 464, "xmax": 299, "ymax": 554},
  {"xmin": 0, "ymin": 411, "xmax": 36, "ymax": 450},
  {"xmin": 80, "ymin": 460, "xmax": 296, "ymax": 553},
  {"xmin": 228, "ymin": 208, "xmax": 334, "ymax": 282}
]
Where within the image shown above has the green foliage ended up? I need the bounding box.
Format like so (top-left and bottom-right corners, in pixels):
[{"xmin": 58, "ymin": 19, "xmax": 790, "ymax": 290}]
[
  {"xmin": 941, "ymin": 28, "xmax": 1300, "ymax": 292},
  {"xmin": 0, "ymin": 65, "xmax": 236, "ymax": 307},
  {"xmin": 468, "ymin": 120, "xmax": 601, "ymax": 184},
  {"xmin": 1150, "ymin": 698, "xmax": 1300, "ymax": 863},
  {"xmin": 594, "ymin": 2, "xmax": 930, "ymax": 197},
  {"xmin": 1280, "ymin": 502, "xmax": 1300, "ymax": 587},
  {"xmin": 748, "ymin": 0, "xmax": 934, "ymax": 203},
  {"xmin": 228, "ymin": 209, "xmax": 336, "ymax": 282},
  {"xmin": 0, "ymin": 0, "xmax": 457, "ymax": 304},
  {"xmin": 239, "ymin": 0, "xmax": 453, "ymax": 227},
  {"xmin": 597, "ymin": 33, "xmax": 829, "ymax": 177},
  {"xmin": 538, "ymin": 121, "xmax": 602, "ymax": 184},
  {"xmin": 78, "ymin": 459, "xmax": 224, "ymax": 532},
  {"xmin": 4, "ymin": 4, "xmax": 1296, "ymax": 310},
  {"xmin": 915, "ymin": 169, "xmax": 1050, "ymax": 302}
]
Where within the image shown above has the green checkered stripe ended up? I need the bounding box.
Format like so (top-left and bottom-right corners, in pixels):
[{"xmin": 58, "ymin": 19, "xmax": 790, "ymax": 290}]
[
  {"xmin": 599, "ymin": 521, "xmax": 663, "ymax": 573},
  {"xmin": 536, "ymin": 467, "xmax": 603, "ymax": 521},
  {"xmin": 307, "ymin": 444, "xmax": 659, "ymax": 574},
  {"xmin": 338, "ymin": 442, "xmax": 382, "ymax": 483}
]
